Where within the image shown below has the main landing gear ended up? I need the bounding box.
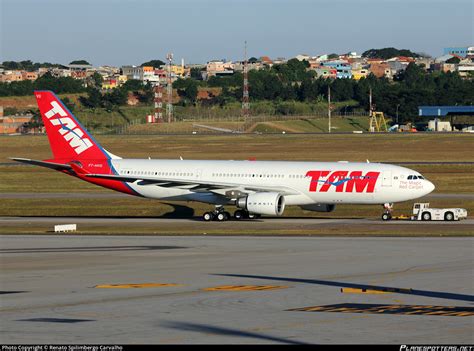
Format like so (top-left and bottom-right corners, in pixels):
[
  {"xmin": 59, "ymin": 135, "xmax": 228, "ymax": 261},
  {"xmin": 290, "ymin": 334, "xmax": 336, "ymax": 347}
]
[
  {"xmin": 381, "ymin": 203, "xmax": 394, "ymax": 221},
  {"xmin": 202, "ymin": 206, "xmax": 261, "ymax": 221}
]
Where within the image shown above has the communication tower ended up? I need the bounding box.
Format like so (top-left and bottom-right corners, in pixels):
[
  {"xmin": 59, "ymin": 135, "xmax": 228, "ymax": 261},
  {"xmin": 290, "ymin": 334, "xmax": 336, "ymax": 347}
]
[
  {"xmin": 166, "ymin": 53, "xmax": 174, "ymax": 123},
  {"xmin": 154, "ymin": 83, "xmax": 163, "ymax": 123},
  {"xmin": 242, "ymin": 41, "xmax": 250, "ymax": 121}
]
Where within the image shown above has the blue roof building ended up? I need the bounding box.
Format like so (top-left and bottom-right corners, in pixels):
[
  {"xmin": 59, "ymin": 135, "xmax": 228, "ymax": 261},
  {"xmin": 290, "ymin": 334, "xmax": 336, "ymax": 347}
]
[
  {"xmin": 443, "ymin": 47, "xmax": 474, "ymax": 58},
  {"xmin": 419, "ymin": 106, "xmax": 474, "ymax": 116},
  {"xmin": 321, "ymin": 60, "xmax": 352, "ymax": 79}
]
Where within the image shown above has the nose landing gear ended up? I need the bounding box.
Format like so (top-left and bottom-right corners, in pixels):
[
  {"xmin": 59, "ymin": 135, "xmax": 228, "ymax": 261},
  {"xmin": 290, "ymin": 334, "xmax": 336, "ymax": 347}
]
[{"xmin": 382, "ymin": 203, "xmax": 394, "ymax": 221}]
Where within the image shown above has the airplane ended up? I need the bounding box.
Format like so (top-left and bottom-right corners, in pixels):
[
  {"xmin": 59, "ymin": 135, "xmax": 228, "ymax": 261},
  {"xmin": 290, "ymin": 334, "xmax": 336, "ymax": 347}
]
[{"xmin": 12, "ymin": 91, "xmax": 435, "ymax": 221}]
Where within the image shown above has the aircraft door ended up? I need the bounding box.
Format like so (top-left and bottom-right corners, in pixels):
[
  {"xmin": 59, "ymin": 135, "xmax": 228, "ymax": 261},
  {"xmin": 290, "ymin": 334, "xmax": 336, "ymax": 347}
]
[{"xmin": 382, "ymin": 171, "xmax": 392, "ymax": 187}]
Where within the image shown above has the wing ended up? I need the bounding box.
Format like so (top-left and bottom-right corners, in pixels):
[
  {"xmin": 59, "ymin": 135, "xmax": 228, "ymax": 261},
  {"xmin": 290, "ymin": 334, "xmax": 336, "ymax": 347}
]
[{"xmin": 84, "ymin": 173, "xmax": 301, "ymax": 196}]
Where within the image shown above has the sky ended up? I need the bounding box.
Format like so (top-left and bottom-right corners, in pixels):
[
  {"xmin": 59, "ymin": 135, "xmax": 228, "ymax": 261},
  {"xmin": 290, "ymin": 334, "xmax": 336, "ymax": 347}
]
[{"xmin": 1, "ymin": 0, "xmax": 473, "ymax": 66}]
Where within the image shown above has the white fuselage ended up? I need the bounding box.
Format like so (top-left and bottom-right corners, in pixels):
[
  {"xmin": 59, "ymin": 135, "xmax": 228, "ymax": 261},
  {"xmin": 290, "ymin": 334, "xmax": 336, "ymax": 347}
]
[{"xmin": 109, "ymin": 159, "xmax": 435, "ymax": 206}]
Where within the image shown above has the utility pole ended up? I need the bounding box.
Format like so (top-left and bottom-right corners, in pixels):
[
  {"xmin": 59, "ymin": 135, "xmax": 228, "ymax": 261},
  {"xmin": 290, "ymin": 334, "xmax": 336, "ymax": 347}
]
[
  {"xmin": 328, "ymin": 85, "xmax": 331, "ymax": 133},
  {"xmin": 369, "ymin": 87, "xmax": 373, "ymax": 115},
  {"xmin": 166, "ymin": 53, "xmax": 174, "ymax": 123}
]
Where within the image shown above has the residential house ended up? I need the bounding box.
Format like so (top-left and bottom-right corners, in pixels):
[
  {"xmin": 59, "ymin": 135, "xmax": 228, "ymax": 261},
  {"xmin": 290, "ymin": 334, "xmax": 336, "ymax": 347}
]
[
  {"xmin": 320, "ymin": 60, "xmax": 352, "ymax": 79},
  {"xmin": 369, "ymin": 62, "xmax": 392, "ymax": 79},
  {"xmin": 314, "ymin": 66, "xmax": 337, "ymax": 79}
]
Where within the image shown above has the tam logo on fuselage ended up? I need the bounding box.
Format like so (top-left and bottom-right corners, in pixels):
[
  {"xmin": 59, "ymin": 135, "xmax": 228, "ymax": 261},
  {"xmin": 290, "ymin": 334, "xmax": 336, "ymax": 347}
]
[
  {"xmin": 44, "ymin": 101, "xmax": 92, "ymax": 154},
  {"xmin": 306, "ymin": 170, "xmax": 380, "ymax": 193}
]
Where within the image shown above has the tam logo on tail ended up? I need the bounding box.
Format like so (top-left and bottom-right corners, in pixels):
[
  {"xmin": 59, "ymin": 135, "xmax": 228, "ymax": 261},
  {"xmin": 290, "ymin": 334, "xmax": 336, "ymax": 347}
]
[{"xmin": 43, "ymin": 99, "xmax": 93, "ymax": 155}]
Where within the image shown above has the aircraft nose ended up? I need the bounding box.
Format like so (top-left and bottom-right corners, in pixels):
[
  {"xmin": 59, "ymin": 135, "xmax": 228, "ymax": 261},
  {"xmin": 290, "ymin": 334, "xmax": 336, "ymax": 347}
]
[{"xmin": 425, "ymin": 180, "xmax": 435, "ymax": 194}]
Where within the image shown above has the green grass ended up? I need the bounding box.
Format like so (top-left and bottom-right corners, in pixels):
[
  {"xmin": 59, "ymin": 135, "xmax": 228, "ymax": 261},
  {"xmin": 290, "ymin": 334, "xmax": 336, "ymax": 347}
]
[
  {"xmin": 251, "ymin": 117, "xmax": 370, "ymax": 133},
  {"xmin": 3, "ymin": 133, "xmax": 473, "ymax": 162}
]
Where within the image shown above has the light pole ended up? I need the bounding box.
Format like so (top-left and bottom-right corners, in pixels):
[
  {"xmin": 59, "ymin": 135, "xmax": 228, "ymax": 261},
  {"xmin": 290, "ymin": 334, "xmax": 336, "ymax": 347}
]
[{"xmin": 328, "ymin": 86, "xmax": 331, "ymax": 133}]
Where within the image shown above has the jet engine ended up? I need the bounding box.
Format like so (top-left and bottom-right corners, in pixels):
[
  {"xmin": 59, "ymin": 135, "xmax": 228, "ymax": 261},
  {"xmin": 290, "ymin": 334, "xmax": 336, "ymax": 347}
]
[
  {"xmin": 236, "ymin": 192, "xmax": 285, "ymax": 216},
  {"xmin": 300, "ymin": 204, "xmax": 336, "ymax": 212}
]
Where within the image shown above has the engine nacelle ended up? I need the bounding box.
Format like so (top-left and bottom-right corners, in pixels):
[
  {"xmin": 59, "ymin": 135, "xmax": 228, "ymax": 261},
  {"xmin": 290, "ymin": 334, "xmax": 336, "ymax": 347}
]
[
  {"xmin": 236, "ymin": 192, "xmax": 285, "ymax": 216},
  {"xmin": 300, "ymin": 204, "xmax": 336, "ymax": 212}
]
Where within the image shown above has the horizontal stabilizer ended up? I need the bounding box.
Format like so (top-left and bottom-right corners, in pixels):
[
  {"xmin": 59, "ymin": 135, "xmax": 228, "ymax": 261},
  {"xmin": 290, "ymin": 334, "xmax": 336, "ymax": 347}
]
[{"xmin": 10, "ymin": 158, "xmax": 72, "ymax": 171}]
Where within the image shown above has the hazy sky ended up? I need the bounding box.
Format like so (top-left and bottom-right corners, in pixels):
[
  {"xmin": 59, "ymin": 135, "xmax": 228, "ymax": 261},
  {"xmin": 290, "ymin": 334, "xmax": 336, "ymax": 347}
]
[{"xmin": 1, "ymin": 0, "xmax": 472, "ymax": 66}]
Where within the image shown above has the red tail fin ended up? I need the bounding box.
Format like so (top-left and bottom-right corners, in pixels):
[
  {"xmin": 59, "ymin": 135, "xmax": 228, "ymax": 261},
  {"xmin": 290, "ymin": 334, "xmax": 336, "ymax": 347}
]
[{"xmin": 35, "ymin": 91, "xmax": 110, "ymax": 161}]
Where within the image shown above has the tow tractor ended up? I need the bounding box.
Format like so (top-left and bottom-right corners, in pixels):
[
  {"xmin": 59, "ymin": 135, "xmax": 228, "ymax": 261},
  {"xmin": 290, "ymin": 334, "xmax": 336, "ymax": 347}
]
[{"xmin": 390, "ymin": 203, "xmax": 468, "ymax": 221}]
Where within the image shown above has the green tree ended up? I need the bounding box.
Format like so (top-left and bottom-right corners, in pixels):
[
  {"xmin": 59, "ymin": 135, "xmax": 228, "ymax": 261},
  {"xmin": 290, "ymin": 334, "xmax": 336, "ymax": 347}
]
[
  {"xmin": 446, "ymin": 56, "xmax": 461, "ymax": 64},
  {"xmin": 122, "ymin": 79, "xmax": 143, "ymax": 91},
  {"xmin": 141, "ymin": 60, "xmax": 165, "ymax": 68},
  {"xmin": 90, "ymin": 72, "xmax": 103, "ymax": 88},
  {"xmin": 362, "ymin": 47, "xmax": 420, "ymax": 59},
  {"xmin": 177, "ymin": 80, "xmax": 198, "ymax": 104},
  {"xmin": 190, "ymin": 67, "xmax": 203, "ymax": 80},
  {"xmin": 79, "ymin": 88, "xmax": 102, "ymax": 108},
  {"xmin": 138, "ymin": 82, "xmax": 154, "ymax": 104},
  {"xmin": 61, "ymin": 97, "xmax": 76, "ymax": 112},
  {"xmin": 33, "ymin": 72, "xmax": 85, "ymax": 94},
  {"xmin": 69, "ymin": 60, "xmax": 91, "ymax": 65}
]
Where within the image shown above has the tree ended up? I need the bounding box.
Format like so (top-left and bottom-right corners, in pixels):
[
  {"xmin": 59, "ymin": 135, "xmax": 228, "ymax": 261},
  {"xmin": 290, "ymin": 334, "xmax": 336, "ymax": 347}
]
[
  {"xmin": 362, "ymin": 47, "xmax": 420, "ymax": 59},
  {"xmin": 141, "ymin": 60, "xmax": 165, "ymax": 68},
  {"xmin": 138, "ymin": 82, "xmax": 154, "ymax": 104},
  {"xmin": 69, "ymin": 60, "xmax": 91, "ymax": 65},
  {"xmin": 104, "ymin": 88, "xmax": 128, "ymax": 107},
  {"xmin": 61, "ymin": 97, "xmax": 76, "ymax": 112},
  {"xmin": 90, "ymin": 72, "xmax": 103, "ymax": 88},
  {"xmin": 79, "ymin": 88, "xmax": 102, "ymax": 108},
  {"xmin": 190, "ymin": 67, "xmax": 203, "ymax": 80},
  {"xmin": 177, "ymin": 80, "xmax": 198, "ymax": 104},
  {"xmin": 33, "ymin": 72, "xmax": 85, "ymax": 94},
  {"xmin": 446, "ymin": 56, "xmax": 461, "ymax": 64},
  {"xmin": 122, "ymin": 79, "xmax": 143, "ymax": 91}
]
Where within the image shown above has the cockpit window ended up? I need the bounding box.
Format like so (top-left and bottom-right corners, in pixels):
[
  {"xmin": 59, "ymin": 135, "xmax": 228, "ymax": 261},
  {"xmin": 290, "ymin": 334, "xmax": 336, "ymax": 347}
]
[
  {"xmin": 418, "ymin": 175, "xmax": 424, "ymax": 179},
  {"xmin": 408, "ymin": 175, "xmax": 413, "ymax": 180}
]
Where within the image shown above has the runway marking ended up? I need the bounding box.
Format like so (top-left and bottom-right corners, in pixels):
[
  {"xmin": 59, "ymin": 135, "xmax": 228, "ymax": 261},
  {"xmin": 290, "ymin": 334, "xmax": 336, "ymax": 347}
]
[
  {"xmin": 203, "ymin": 285, "xmax": 288, "ymax": 291},
  {"xmin": 18, "ymin": 318, "xmax": 95, "ymax": 323},
  {"xmin": 288, "ymin": 303, "xmax": 474, "ymax": 317},
  {"xmin": 341, "ymin": 287, "xmax": 413, "ymax": 294},
  {"xmin": 94, "ymin": 283, "xmax": 182, "ymax": 289}
]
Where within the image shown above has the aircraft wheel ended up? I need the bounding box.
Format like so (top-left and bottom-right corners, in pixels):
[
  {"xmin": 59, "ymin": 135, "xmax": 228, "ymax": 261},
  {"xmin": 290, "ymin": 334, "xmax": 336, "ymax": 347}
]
[
  {"xmin": 234, "ymin": 210, "xmax": 245, "ymax": 220},
  {"xmin": 216, "ymin": 212, "xmax": 228, "ymax": 221},
  {"xmin": 248, "ymin": 213, "xmax": 260, "ymax": 220},
  {"xmin": 382, "ymin": 213, "xmax": 391, "ymax": 221},
  {"xmin": 203, "ymin": 212, "xmax": 214, "ymax": 221}
]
